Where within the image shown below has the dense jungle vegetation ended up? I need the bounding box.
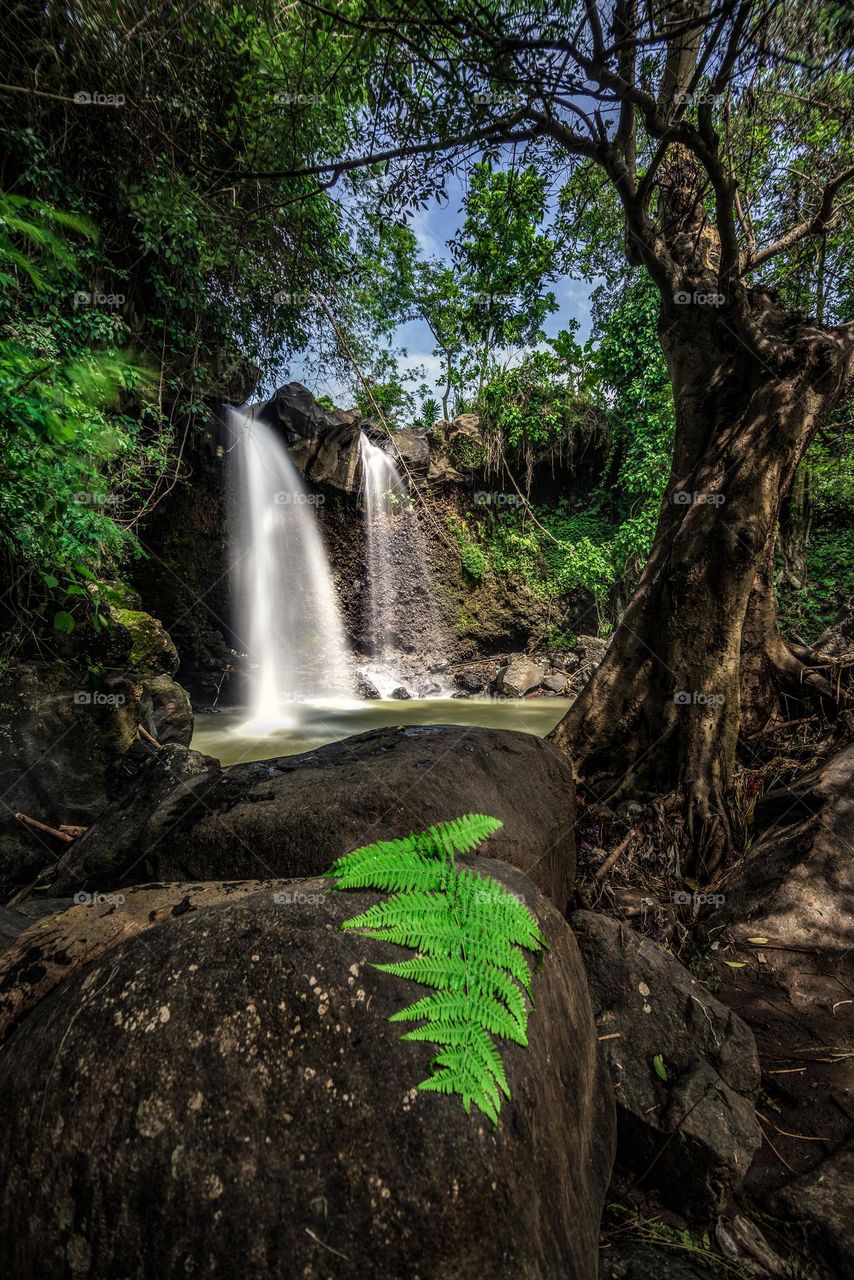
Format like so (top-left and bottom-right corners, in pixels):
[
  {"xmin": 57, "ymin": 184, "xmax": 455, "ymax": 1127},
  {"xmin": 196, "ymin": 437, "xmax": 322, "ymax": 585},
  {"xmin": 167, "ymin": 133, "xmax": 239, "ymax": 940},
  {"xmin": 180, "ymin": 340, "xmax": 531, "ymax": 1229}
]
[{"xmin": 1, "ymin": 0, "xmax": 853, "ymax": 853}]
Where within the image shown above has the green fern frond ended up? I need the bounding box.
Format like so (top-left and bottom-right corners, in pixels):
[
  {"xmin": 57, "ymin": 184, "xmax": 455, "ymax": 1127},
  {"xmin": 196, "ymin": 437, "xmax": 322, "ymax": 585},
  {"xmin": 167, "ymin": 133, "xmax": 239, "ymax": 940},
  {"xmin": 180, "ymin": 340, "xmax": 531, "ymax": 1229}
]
[{"xmin": 327, "ymin": 813, "xmax": 547, "ymax": 1124}]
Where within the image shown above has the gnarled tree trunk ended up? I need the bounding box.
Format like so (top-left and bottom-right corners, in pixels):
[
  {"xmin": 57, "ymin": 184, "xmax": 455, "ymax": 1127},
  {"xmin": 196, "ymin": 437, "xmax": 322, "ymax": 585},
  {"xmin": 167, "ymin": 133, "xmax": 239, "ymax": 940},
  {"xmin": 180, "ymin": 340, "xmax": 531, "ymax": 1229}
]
[{"xmin": 550, "ymin": 297, "xmax": 854, "ymax": 875}]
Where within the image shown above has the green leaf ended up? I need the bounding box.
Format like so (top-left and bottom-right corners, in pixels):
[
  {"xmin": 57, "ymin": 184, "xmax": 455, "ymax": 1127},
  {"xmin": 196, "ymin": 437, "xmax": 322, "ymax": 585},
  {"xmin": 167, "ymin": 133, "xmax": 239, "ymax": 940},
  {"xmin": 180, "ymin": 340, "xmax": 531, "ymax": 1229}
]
[
  {"xmin": 329, "ymin": 814, "xmax": 541, "ymax": 1125},
  {"xmin": 653, "ymin": 1053, "xmax": 668, "ymax": 1081},
  {"xmin": 53, "ymin": 610, "xmax": 75, "ymax": 633}
]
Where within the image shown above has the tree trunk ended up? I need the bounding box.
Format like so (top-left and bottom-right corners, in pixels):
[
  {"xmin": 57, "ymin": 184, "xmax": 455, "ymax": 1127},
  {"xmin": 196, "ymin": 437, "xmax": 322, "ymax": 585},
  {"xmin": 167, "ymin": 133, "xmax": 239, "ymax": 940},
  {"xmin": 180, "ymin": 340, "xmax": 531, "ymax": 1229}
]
[
  {"xmin": 740, "ymin": 533, "xmax": 843, "ymax": 740},
  {"xmin": 549, "ymin": 299, "xmax": 854, "ymax": 875},
  {"xmin": 777, "ymin": 462, "xmax": 809, "ymax": 588}
]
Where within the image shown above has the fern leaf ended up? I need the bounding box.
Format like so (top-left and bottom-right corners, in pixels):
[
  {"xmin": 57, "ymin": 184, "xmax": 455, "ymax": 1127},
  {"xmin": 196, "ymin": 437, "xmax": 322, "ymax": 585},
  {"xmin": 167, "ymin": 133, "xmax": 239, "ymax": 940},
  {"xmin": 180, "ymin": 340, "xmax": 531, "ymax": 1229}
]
[
  {"xmin": 329, "ymin": 813, "xmax": 544, "ymax": 1125},
  {"xmin": 326, "ymin": 814, "xmax": 503, "ymax": 887}
]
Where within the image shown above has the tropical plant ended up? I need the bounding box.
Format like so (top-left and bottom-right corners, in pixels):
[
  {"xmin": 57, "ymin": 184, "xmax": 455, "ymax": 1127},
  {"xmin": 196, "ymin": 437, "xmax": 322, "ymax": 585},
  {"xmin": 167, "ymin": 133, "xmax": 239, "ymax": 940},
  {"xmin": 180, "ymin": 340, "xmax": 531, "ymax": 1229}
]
[{"xmin": 326, "ymin": 815, "xmax": 547, "ymax": 1125}]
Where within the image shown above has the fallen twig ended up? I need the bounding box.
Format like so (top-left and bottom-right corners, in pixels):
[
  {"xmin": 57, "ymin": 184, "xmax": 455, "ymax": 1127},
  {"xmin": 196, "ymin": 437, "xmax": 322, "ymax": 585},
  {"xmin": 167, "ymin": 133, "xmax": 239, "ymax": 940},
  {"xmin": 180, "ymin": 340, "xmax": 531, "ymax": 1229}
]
[
  {"xmin": 595, "ymin": 828, "xmax": 640, "ymax": 880},
  {"xmin": 137, "ymin": 724, "xmax": 161, "ymax": 749},
  {"xmin": 14, "ymin": 813, "xmax": 74, "ymax": 842}
]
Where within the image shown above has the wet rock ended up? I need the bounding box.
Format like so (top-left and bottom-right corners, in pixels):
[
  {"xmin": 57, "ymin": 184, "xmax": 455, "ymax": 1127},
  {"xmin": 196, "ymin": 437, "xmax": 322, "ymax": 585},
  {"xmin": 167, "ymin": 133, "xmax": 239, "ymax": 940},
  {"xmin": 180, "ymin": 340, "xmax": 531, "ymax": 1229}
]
[
  {"xmin": 500, "ymin": 657, "xmax": 545, "ymax": 697},
  {"xmin": 53, "ymin": 727, "xmax": 576, "ymax": 909},
  {"xmin": 453, "ymin": 661, "xmax": 496, "ymax": 693},
  {"xmin": 389, "ymin": 686, "xmax": 411, "ymax": 700},
  {"xmin": 389, "ymin": 426, "xmax": 430, "ymax": 474},
  {"xmin": 0, "ymin": 860, "xmax": 615, "ymax": 1280},
  {"xmin": 140, "ymin": 672, "xmax": 193, "ymax": 746},
  {"xmin": 570, "ymin": 909, "xmax": 761, "ymax": 1213},
  {"xmin": 355, "ymin": 675, "xmax": 381, "ymax": 699},
  {"xmin": 257, "ymin": 382, "xmax": 363, "ymax": 493}
]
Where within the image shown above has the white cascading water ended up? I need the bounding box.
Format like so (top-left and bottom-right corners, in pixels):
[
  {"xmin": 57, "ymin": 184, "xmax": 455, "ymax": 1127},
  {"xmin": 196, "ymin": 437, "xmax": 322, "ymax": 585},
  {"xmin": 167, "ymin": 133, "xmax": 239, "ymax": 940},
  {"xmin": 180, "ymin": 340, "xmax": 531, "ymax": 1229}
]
[
  {"xmin": 359, "ymin": 433, "xmax": 406, "ymax": 691},
  {"xmin": 227, "ymin": 406, "xmax": 353, "ymax": 728},
  {"xmin": 358, "ymin": 431, "xmax": 450, "ymax": 697}
]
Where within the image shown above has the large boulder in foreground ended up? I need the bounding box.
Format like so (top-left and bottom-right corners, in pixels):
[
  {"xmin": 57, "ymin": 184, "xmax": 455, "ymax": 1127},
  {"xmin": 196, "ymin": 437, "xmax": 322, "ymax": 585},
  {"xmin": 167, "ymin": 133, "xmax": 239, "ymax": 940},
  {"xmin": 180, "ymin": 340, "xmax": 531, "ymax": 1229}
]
[
  {"xmin": 570, "ymin": 910, "xmax": 761, "ymax": 1213},
  {"xmin": 0, "ymin": 860, "xmax": 615, "ymax": 1280},
  {"xmin": 53, "ymin": 726, "xmax": 576, "ymax": 909}
]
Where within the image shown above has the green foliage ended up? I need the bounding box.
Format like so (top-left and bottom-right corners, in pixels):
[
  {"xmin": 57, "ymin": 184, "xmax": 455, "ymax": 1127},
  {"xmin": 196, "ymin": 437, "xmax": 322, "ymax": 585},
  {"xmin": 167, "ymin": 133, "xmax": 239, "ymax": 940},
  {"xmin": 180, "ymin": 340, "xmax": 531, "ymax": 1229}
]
[
  {"xmin": 778, "ymin": 526, "xmax": 854, "ymax": 641},
  {"xmin": 409, "ymin": 162, "xmax": 563, "ymax": 410},
  {"xmin": 447, "ymin": 516, "xmax": 488, "ymax": 583},
  {"xmin": 478, "ymin": 341, "xmax": 596, "ymax": 463},
  {"xmin": 326, "ymin": 815, "xmax": 547, "ymax": 1125},
  {"xmin": 0, "ymin": 194, "xmax": 165, "ymax": 597}
]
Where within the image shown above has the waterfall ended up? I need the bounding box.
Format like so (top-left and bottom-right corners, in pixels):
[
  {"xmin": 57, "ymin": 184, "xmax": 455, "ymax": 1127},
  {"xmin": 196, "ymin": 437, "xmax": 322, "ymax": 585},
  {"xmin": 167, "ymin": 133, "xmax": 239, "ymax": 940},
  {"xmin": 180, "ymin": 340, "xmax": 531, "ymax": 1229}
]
[
  {"xmin": 359, "ymin": 433, "xmax": 406, "ymax": 688},
  {"xmin": 358, "ymin": 431, "xmax": 450, "ymax": 696},
  {"xmin": 227, "ymin": 406, "xmax": 352, "ymax": 726}
]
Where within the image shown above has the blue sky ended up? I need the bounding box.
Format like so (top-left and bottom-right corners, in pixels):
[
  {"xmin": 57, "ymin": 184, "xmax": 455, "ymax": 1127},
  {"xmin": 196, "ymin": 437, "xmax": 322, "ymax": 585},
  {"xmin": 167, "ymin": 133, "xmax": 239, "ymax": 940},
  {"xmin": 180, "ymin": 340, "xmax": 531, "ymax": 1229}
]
[{"xmin": 287, "ymin": 171, "xmax": 595, "ymax": 407}]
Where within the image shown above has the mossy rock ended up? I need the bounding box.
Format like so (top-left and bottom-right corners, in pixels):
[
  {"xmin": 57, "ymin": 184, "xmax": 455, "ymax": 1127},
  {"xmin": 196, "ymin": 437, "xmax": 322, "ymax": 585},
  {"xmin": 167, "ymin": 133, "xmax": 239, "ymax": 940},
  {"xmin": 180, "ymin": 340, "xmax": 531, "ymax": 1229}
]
[
  {"xmin": 448, "ymin": 431, "xmax": 487, "ymax": 471},
  {"xmin": 110, "ymin": 609, "xmax": 179, "ymax": 676}
]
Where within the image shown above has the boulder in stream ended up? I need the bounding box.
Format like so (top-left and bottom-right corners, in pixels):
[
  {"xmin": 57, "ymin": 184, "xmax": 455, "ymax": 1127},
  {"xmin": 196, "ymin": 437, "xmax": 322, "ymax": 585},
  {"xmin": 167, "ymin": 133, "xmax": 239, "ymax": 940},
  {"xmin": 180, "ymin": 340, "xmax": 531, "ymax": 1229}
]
[{"xmin": 499, "ymin": 657, "xmax": 545, "ymax": 697}]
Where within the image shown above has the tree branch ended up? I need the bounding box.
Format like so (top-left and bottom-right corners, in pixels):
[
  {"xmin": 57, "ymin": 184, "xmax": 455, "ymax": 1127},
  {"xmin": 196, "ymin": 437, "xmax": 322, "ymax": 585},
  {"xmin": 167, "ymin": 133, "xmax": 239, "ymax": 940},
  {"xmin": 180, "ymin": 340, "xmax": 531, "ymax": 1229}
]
[{"xmin": 747, "ymin": 165, "xmax": 854, "ymax": 271}]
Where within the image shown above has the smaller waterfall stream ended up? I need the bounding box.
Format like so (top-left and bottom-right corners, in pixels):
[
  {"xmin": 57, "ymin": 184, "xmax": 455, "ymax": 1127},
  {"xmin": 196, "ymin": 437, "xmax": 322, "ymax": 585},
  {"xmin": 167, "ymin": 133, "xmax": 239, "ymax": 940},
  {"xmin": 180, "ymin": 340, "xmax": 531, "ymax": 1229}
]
[
  {"xmin": 358, "ymin": 431, "xmax": 450, "ymax": 696},
  {"xmin": 227, "ymin": 406, "xmax": 352, "ymax": 728},
  {"xmin": 359, "ymin": 434, "xmax": 406, "ymax": 689}
]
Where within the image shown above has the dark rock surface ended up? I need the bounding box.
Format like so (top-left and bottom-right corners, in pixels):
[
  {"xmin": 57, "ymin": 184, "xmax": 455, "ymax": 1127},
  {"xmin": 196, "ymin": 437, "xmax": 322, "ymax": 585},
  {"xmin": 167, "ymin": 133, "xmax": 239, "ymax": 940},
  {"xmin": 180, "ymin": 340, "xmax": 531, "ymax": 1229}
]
[
  {"xmin": 570, "ymin": 909, "xmax": 761, "ymax": 1213},
  {"xmin": 774, "ymin": 1142, "xmax": 854, "ymax": 1278},
  {"xmin": 140, "ymin": 672, "xmax": 194, "ymax": 746},
  {"xmin": 0, "ymin": 640, "xmax": 193, "ymax": 892},
  {"xmin": 708, "ymin": 744, "xmax": 854, "ymax": 1275},
  {"xmin": 0, "ymin": 860, "xmax": 615, "ymax": 1280},
  {"xmin": 53, "ymin": 727, "xmax": 577, "ymax": 909}
]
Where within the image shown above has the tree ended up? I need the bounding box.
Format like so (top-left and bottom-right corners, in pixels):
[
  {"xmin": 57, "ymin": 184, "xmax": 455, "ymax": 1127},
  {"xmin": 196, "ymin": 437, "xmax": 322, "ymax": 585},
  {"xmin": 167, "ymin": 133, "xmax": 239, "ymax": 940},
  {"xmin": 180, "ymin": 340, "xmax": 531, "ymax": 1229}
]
[
  {"xmin": 409, "ymin": 162, "xmax": 561, "ymax": 416},
  {"xmin": 248, "ymin": 0, "xmax": 854, "ymax": 872}
]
